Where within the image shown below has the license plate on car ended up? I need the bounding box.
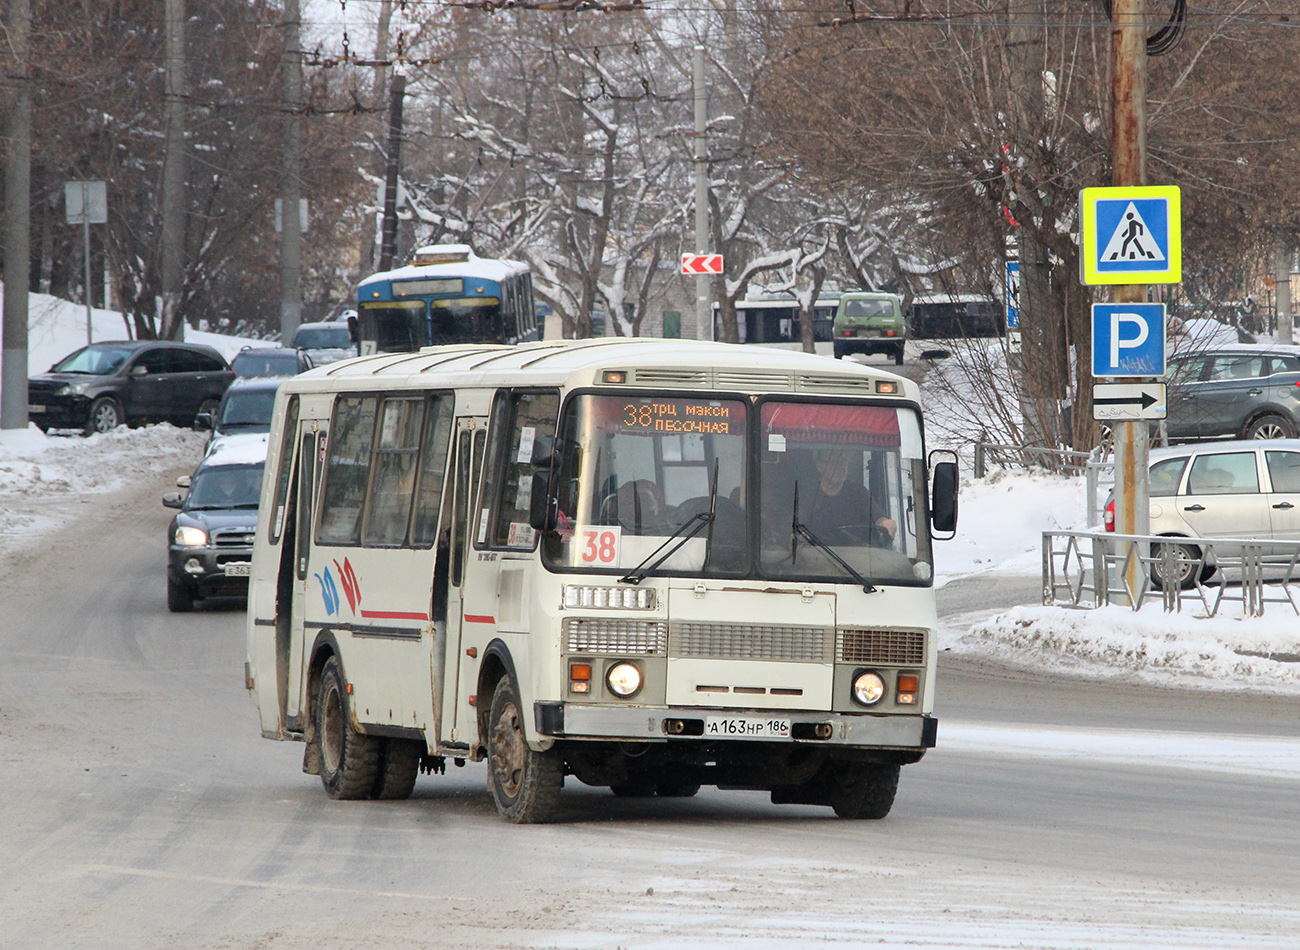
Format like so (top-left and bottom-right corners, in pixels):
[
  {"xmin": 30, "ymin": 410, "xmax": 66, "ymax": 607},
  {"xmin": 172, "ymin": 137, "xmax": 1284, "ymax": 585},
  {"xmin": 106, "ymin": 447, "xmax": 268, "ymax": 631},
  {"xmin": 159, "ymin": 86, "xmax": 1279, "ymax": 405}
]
[
  {"xmin": 704, "ymin": 716, "xmax": 791, "ymax": 738},
  {"xmin": 28, "ymin": 404, "xmax": 45, "ymax": 414},
  {"xmin": 224, "ymin": 562, "xmax": 251, "ymax": 577}
]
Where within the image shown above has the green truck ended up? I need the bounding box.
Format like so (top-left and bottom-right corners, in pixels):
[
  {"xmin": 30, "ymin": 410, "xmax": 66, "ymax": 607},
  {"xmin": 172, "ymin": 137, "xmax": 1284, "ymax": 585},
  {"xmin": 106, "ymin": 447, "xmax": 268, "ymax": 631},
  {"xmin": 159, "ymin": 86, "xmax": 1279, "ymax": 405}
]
[{"xmin": 832, "ymin": 292, "xmax": 906, "ymax": 365}]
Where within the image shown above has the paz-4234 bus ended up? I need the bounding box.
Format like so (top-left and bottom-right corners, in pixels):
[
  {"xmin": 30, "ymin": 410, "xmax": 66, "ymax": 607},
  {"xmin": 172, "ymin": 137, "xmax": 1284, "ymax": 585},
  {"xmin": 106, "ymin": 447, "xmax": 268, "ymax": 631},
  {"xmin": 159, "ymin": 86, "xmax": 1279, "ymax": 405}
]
[{"xmin": 244, "ymin": 339, "xmax": 958, "ymax": 823}]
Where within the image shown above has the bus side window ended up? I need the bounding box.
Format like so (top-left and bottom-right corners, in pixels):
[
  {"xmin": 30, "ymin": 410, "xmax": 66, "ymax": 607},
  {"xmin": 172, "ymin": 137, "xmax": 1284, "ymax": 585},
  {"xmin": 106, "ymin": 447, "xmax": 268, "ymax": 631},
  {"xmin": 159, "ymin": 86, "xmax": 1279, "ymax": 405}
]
[
  {"xmin": 268, "ymin": 396, "xmax": 300, "ymax": 544},
  {"xmin": 361, "ymin": 397, "xmax": 425, "ymax": 546},
  {"xmin": 411, "ymin": 395, "xmax": 454, "ymax": 547},
  {"xmin": 480, "ymin": 390, "xmax": 560, "ymax": 549},
  {"xmin": 317, "ymin": 396, "xmax": 378, "ymax": 546}
]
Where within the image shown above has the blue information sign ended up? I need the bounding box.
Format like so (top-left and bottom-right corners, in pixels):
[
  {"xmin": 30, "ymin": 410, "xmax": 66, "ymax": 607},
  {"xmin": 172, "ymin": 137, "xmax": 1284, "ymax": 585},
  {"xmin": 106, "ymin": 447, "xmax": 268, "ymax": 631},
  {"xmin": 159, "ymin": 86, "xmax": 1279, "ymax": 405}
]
[{"xmin": 1091, "ymin": 303, "xmax": 1166, "ymax": 377}]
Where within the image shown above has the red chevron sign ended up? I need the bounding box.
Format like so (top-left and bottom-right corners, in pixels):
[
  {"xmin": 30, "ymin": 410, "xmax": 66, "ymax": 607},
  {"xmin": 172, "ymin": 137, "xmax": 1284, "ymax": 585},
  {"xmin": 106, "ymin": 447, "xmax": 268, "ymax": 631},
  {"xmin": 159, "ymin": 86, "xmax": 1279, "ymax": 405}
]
[{"xmin": 681, "ymin": 254, "xmax": 723, "ymax": 275}]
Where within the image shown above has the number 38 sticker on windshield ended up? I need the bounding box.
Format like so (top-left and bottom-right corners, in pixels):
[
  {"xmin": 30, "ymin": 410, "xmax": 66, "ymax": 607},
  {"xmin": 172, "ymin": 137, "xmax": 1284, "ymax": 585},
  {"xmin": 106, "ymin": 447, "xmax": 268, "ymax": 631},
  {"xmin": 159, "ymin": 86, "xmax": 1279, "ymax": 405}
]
[{"xmin": 576, "ymin": 525, "xmax": 621, "ymax": 567}]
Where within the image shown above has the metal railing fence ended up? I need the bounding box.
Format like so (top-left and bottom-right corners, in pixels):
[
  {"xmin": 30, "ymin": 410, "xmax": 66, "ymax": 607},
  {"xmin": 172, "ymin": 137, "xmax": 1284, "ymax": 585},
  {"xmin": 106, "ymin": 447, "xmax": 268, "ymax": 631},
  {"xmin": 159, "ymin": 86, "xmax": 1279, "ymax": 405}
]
[{"xmin": 1042, "ymin": 530, "xmax": 1300, "ymax": 617}]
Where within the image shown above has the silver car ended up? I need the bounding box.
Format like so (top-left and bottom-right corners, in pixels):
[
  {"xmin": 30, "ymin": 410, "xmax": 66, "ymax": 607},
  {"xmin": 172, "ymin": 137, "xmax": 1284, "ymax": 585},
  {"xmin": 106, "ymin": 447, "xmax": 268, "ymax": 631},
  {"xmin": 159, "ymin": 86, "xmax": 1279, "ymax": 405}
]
[{"xmin": 1105, "ymin": 438, "xmax": 1300, "ymax": 586}]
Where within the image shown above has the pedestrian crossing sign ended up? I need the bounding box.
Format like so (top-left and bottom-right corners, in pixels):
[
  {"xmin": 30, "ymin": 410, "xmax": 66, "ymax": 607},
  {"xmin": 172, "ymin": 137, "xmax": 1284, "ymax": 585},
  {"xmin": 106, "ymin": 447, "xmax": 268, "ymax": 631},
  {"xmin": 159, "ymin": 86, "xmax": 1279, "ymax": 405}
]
[{"xmin": 1079, "ymin": 185, "xmax": 1181, "ymax": 285}]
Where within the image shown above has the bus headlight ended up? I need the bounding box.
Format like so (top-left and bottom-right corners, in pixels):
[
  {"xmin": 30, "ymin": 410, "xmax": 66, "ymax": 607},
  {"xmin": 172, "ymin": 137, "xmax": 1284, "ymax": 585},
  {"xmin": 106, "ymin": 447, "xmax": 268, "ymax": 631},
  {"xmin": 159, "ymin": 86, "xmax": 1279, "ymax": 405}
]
[
  {"xmin": 606, "ymin": 662, "xmax": 643, "ymax": 698},
  {"xmin": 851, "ymin": 670, "xmax": 886, "ymax": 706}
]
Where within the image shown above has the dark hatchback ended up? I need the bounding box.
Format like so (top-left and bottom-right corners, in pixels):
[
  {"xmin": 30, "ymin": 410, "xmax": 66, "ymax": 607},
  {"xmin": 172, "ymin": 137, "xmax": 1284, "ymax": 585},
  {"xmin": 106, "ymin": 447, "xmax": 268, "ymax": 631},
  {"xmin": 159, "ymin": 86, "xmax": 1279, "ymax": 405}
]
[
  {"xmin": 231, "ymin": 346, "xmax": 313, "ymax": 377},
  {"xmin": 28, "ymin": 340, "xmax": 235, "ymax": 435},
  {"xmin": 1166, "ymin": 344, "xmax": 1300, "ymax": 441},
  {"xmin": 163, "ymin": 439, "xmax": 266, "ymax": 612}
]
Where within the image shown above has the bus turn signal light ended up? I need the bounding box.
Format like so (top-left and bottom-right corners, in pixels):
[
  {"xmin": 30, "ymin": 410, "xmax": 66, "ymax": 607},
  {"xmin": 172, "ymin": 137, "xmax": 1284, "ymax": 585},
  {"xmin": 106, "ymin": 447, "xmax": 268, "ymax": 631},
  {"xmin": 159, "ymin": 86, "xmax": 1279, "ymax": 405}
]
[
  {"xmin": 570, "ymin": 663, "xmax": 592, "ymax": 694},
  {"xmin": 896, "ymin": 674, "xmax": 918, "ymax": 705}
]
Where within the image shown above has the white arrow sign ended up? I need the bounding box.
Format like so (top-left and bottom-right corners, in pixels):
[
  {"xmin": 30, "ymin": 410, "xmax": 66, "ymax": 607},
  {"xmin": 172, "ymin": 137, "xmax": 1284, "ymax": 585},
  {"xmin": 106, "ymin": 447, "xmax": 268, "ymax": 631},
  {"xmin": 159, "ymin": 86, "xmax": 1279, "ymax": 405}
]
[{"xmin": 1093, "ymin": 382, "xmax": 1167, "ymax": 421}]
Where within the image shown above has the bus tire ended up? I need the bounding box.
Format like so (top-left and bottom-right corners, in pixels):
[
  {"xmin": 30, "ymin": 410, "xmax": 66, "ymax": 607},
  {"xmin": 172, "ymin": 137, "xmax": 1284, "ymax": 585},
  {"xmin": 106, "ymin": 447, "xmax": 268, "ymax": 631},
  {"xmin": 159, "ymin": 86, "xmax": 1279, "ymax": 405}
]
[
  {"xmin": 487, "ymin": 677, "xmax": 562, "ymax": 823},
  {"xmin": 372, "ymin": 738, "xmax": 422, "ymax": 800},
  {"xmin": 827, "ymin": 762, "xmax": 900, "ymax": 819},
  {"xmin": 316, "ymin": 656, "xmax": 381, "ymax": 800},
  {"xmin": 656, "ymin": 783, "xmax": 701, "ymax": 798}
]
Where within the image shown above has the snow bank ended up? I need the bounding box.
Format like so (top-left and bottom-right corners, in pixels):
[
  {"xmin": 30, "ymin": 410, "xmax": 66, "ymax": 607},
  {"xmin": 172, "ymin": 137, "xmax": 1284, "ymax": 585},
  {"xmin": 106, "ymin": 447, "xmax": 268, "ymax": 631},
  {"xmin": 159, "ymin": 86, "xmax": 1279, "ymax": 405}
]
[{"xmin": 944, "ymin": 603, "xmax": 1300, "ymax": 695}]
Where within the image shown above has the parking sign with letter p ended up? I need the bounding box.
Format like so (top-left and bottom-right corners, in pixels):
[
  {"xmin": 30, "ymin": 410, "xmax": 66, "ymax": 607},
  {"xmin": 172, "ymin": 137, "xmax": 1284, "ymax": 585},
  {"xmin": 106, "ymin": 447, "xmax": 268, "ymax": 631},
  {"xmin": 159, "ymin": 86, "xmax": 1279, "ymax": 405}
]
[{"xmin": 1091, "ymin": 303, "xmax": 1166, "ymax": 377}]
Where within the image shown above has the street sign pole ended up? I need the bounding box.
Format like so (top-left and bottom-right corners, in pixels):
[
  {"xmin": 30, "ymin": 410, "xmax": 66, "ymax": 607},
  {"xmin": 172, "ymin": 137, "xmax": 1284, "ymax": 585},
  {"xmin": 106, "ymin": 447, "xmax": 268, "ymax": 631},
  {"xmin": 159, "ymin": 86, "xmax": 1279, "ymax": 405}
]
[{"xmin": 1112, "ymin": 0, "xmax": 1149, "ymax": 600}]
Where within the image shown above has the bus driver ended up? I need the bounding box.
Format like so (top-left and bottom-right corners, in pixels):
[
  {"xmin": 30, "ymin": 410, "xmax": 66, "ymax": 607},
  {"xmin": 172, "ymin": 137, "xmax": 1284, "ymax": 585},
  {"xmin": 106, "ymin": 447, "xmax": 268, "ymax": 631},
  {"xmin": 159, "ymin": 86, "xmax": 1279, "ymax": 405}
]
[{"xmin": 803, "ymin": 447, "xmax": 897, "ymax": 542}]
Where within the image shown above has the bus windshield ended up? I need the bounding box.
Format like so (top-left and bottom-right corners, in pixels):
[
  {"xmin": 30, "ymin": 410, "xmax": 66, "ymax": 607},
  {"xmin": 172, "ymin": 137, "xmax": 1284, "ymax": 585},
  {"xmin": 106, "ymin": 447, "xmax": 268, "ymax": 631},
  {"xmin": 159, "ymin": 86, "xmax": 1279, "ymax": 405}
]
[{"xmin": 545, "ymin": 394, "xmax": 932, "ymax": 585}]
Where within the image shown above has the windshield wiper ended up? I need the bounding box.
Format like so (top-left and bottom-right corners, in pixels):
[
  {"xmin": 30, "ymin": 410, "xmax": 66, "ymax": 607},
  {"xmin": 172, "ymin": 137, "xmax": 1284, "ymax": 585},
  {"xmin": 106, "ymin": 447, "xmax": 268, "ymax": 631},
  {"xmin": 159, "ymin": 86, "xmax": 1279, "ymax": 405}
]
[
  {"xmin": 790, "ymin": 480, "xmax": 877, "ymax": 594},
  {"xmin": 621, "ymin": 463, "xmax": 719, "ymax": 585}
]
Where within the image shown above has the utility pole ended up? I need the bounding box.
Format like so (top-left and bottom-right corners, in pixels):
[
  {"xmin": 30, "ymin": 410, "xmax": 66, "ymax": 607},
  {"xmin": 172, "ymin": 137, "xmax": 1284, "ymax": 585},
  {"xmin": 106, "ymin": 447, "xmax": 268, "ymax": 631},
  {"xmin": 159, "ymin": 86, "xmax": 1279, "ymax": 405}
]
[
  {"xmin": 693, "ymin": 45, "xmax": 712, "ymax": 342},
  {"xmin": 2, "ymin": 0, "xmax": 32, "ymax": 430},
  {"xmin": 1111, "ymin": 0, "xmax": 1151, "ymax": 588},
  {"xmin": 379, "ymin": 71, "xmax": 407, "ymax": 273},
  {"xmin": 1276, "ymin": 237, "xmax": 1294, "ymax": 344},
  {"xmin": 280, "ymin": 0, "xmax": 304, "ymax": 346},
  {"xmin": 161, "ymin": 0, "xmax": 187, "ymax": 340}
]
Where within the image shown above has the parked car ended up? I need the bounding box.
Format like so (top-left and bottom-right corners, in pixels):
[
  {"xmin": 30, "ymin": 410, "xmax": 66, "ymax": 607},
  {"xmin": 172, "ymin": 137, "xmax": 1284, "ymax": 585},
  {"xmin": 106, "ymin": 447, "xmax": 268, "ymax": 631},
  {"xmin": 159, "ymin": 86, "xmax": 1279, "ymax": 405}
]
[
  {"xmin": 290, "ymin": 321, "xmax": 356, "ymax": 365},
  {"xmin": 1165, "ymin": 343, "xmax": 1300, "ymax": 441},
  {"xmin": 163, "ymin": 438, "xmax": 266, "ymax": 612},
  {"xmin": 195, "ymin": 375, "xmax": 286, "ymax": 455},
  {"xmin": 1104, "ymin": 438, "xmax": 1300, "ymax": 587},
  {"xmin": 832, "ymin": 292, "xmax": 906, "ymax": 364},
  {"xmin": 231, "ymin": 346, "xmax": 313, "ymax": 378},
  {"xmin": 28, "ymin": 340, "xmax": 235, "ymax": 435}
]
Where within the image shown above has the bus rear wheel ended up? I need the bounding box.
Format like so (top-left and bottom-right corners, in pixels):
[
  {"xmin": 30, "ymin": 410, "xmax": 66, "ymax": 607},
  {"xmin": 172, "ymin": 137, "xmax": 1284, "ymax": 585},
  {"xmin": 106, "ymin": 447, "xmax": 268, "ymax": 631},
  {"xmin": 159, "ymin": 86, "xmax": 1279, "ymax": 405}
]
[
  {"xmin": 316, "ymin": 656, "xmax": 381, "ymax": 800},
  {"xmin": 372, "ymin": 738, "xmax": 422, "ymax": 800},
  {"xmin": 487, "ymin": 677, "xmax": 562, "ymax": 823}
]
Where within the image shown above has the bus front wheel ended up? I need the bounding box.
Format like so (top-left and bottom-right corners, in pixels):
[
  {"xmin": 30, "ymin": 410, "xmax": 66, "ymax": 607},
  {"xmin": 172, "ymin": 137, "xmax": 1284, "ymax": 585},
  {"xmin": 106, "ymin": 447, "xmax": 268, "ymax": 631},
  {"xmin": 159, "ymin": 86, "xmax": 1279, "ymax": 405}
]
[
  {"xmin": 316, "ymin": 656, "xmax": 381, "ymax": 800},
  {"xmin": 827, "ymin": 761, "xmax": 900, "ymax": 819},
  {"xmin": 487, "ymin": 677, "xmax": 562, "ymax": 823}
]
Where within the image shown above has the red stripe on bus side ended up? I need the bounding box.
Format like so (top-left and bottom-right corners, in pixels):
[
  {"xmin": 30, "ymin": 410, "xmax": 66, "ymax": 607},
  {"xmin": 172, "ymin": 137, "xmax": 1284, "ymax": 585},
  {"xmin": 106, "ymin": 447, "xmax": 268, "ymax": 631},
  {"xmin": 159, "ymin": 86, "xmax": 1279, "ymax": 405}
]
[
  {"xmin": 359, "ymin": 610, "xmax": 429, "ymax": 621},
  {"xmin": 464, "ymin": 614, "xmax": 496, "ymax": 624}
]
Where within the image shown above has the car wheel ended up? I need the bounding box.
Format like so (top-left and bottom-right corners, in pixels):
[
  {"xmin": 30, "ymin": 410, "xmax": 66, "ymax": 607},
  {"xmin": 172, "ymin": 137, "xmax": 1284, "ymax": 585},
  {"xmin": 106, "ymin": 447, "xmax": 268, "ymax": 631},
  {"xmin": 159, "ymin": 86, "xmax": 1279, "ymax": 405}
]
[
  {"xmin": 832, "ymin": 341, "xmax": 846, "ymax": 359},
  {"xmin": 894, "ymin": 343, "xmax": 905, "ymax": 365},
  {"xmin": 1151, "ymin": 541, "xmax": 1209, "ymax": 591},
  {"xmin": 167, "ymin": 576, "xmax": 195, "ymax": 613},
  {"xmin": 1244, "ymin": 413, "xmax": 1297, "ymax": 440},
  {"xmin": 84, "ymin": 396, "xmax": 123, "ymax": 435}
]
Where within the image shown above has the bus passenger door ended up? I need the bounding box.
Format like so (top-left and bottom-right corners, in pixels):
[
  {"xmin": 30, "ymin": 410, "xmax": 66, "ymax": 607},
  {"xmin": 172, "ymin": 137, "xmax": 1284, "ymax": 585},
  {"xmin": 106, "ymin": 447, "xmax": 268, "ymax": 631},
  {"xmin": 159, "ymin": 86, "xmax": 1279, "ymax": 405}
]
[
  {"xmin": 284, "ymin": 425, "xmax": 321, "ymax": 727},
  {"xmin": 440, "ymin": 417, "xmax": 488, "ymax": 745}
]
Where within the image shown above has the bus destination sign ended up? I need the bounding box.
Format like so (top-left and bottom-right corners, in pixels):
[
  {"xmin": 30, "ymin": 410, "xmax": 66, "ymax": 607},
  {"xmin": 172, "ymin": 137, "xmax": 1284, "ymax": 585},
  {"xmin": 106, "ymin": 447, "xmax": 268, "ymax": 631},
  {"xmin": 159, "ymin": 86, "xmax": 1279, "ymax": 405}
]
[{"xmin": 621, "ymin": 399, "xmax": 735, "ymax": 435}]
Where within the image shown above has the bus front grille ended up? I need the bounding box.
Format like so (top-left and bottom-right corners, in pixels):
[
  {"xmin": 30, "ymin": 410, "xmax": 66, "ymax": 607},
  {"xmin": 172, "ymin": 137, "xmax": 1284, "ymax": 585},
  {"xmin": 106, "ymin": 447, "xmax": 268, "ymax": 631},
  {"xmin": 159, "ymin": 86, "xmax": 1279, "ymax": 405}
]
[
  {"xmin": 671, "ymin": 622, "xmax": 832, "ymax": 662},
  {"xmin": 564, "ymin": 618, "xmax": 668, "ymax": 655},
  {"xmin": 838, "ymin": 629, "xmax": 926, "ymax": 665}
]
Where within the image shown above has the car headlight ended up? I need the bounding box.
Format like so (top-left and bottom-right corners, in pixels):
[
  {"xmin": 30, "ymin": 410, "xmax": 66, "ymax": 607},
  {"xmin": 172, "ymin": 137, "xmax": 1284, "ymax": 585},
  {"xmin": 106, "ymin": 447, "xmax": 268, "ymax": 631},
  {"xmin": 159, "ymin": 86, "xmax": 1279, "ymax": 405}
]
[
  {"xmin": 851, "ymin": 670, "xmax": 886, "ymax": 706},
  {"xmin": 175, "ymin": 526, "xmax": 208, "ymax": 547},
  {"xmin": 606, "ymin": 662, "xmax": 643, "ymax": 698},
  {"xmin": 61, "ymin": 381, "xmax": 91, "ymax": 396}
]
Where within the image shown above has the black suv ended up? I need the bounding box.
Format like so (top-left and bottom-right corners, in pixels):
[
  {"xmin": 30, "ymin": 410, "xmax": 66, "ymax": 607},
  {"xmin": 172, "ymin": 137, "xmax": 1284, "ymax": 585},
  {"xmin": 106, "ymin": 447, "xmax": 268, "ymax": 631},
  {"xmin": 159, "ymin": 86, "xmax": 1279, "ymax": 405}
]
[
  {"xmin": 28, "ymin": 340, "xmax": 235, "ymax": 434},
  {"xmin": 1166, "ymin": 344, "xmax": 1300, "ymax": 440},
  {"xmin": 163, "ymin": 438, "xmax": 266, "ymax": 612}
]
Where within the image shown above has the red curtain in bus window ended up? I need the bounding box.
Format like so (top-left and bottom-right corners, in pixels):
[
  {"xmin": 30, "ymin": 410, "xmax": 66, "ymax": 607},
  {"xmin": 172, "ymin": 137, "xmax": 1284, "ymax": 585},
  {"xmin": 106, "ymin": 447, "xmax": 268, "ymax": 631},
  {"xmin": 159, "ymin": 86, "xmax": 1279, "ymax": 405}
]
[{"xmin": 761, "ymin": 402, "xmax": 900, "ymax": 447}]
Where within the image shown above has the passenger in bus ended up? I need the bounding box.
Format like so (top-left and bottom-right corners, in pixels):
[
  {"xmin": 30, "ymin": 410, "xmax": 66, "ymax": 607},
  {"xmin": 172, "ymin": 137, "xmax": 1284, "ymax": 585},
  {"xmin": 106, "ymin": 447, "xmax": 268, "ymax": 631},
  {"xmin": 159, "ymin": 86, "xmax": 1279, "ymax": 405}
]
[
  {"xmin": 802, "ymin": 447, "xmax": 896, "ymax": 543},
  {"xmin": 599, "ymin": 479, "xmax": 663, "ymax": 534}
]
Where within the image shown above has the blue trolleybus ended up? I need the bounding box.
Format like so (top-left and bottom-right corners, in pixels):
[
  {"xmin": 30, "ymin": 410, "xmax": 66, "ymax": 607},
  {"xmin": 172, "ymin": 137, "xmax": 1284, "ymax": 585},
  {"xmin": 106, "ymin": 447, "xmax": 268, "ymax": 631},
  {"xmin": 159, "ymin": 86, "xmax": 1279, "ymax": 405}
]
[{"xmin": 355, "ymin": 244, "xmax": 540, "ymax": 355}]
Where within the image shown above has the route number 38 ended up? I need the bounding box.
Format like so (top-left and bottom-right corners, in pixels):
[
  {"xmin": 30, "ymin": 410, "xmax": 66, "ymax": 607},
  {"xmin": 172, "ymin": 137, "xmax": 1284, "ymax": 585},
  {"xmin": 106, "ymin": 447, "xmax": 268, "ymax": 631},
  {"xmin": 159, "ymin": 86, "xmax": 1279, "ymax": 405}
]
[{"xmin": 580, "ymin": 528, "xmax": 620, "ymax": 565}]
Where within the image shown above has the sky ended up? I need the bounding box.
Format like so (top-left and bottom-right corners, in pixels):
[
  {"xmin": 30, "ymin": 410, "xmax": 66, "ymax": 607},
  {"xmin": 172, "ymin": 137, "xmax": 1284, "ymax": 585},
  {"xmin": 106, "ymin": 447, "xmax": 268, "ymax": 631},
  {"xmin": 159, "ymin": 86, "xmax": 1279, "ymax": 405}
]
[{"xmin": 2, "ymin": 285, "xmax": 1299, "ymax": 700}]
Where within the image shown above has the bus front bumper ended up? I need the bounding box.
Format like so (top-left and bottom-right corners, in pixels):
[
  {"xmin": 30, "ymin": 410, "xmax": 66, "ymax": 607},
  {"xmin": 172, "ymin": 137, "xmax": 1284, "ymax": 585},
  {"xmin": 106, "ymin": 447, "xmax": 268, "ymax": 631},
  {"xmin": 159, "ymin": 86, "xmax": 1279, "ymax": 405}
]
[{"xmin": 534, "ymin": 702, "xmax": 936, "ymax": 750}]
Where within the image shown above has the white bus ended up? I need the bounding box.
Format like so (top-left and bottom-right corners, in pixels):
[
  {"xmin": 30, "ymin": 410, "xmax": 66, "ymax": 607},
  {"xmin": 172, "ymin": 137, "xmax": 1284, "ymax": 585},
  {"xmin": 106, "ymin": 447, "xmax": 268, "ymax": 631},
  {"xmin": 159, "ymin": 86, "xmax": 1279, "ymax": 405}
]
[{"xmin": 245, "ymin": 339, "xmax": 958, "ymax": 823}]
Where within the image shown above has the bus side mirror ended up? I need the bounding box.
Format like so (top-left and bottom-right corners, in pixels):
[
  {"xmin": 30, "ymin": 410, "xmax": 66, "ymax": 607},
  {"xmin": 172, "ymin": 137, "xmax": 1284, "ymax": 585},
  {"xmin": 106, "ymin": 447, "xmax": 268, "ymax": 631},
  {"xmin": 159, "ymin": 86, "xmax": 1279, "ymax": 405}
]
[
  {"xmin": 530, "ymin": 436, "xmax": 555, "ymax": 468},
  {"xmin": 528, "ymin": 471, "xmax": 557, "ymax": 531},
  {"xmin": 930, "ymin": 454, "xmax": 958, "ymax": 538}
]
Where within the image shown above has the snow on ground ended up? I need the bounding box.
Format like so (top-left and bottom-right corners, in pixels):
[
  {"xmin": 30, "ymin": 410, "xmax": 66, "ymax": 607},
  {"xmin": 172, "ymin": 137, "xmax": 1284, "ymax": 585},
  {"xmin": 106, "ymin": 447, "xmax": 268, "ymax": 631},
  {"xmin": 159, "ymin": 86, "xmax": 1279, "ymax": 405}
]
[{"xmin": 2, "ymin": 289, "xmax": 1298, "ymax": 697}]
